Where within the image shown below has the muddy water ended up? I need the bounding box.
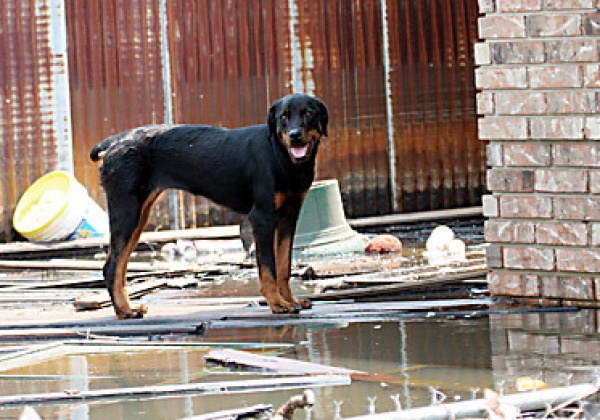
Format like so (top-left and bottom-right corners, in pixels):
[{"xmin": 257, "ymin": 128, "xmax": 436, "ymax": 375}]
[{"xmin": 1, "ymin": 309, "xmax": 599, "ymax": 419}]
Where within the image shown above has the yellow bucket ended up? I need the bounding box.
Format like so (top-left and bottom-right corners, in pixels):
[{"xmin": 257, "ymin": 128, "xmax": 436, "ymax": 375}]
[{"xmin": 13, "ymin": 171, "xmax": 109, "ymax": 241}]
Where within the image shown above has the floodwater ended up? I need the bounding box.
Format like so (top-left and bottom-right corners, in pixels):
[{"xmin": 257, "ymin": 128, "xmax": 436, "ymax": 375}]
[
  {"xmin": 1, "ymin": 218, "xmax": 598, "ymax": 418},
  {"xmin": 0, "ymin": 309, "xmax": 599, "ymax": 419}
]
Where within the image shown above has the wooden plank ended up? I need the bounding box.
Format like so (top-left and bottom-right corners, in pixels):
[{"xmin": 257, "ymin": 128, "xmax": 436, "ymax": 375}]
[
  {"xmin": 0, "ymin": 259, "xmax": 192, "ymax": 272},
  {"xmin": 306, "ymin": 270, "xmax": 489, "ymax": 300},
  {"xmin": 349, "ymin": 206, "xmax": 483, "ymax": 228},
  {"xmin": 73, "ymin": 278, "xmax": 170, "ymax": 310},
  {"xmin": 0, "ymin": 375, "xmax": 351, "ymax": 406},
  {"xmin": 182, "ymin": 404, "xmax": 273, "ymax": 420},
  {"xmin": 204, "ymin": 348, "xmax": 362, "ymax": 377},
  {"xmin": 0, "ymin": 226, "xmax": 239, "ymax": 260}
]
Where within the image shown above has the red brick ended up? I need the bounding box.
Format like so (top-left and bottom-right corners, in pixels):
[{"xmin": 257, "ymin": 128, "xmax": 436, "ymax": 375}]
[
  {"xmin": 476, "ymin": 67, "xmax": 528, "ymax": 89},
  {"xmin": 475, "ymin": 43, "xmax": 491, "ymax": 66},
  {"xmin": 554, "ymin": 196, "xmax": 600, "ymax": 220},
  {"xmin": 508, "ymin": 329, "xmax": 560, "ymax": 354},
  {"xmin": 527, "ymin": 14, "xmax": 581, "ymax": 37},
  {"xmin": 479, "ymin": 117, "xmax": 528, "ymax": 140},
  {"xmin": 544, "ymin": 0, "xmax": 595, "ymax": 9},
  {"xmin": 504, "ymin": 246, "xmax": 555, "ymax": 270},
  {"xmin": 556, "ymin": 248, "xmax": 600, "ymax": 272},
  {"xmin": 499, "ymin": 195, "xmax": 553, "ymax": 218},
  {"xmin": 478, "ymin": 0, "xmax": 495, "ymax": 13},
  {"xmin": 586, "ymin": 116, "xmax": 600, "ymax": 139},
  {"xmin": 529, "ymin": 65, "xmax": 582, "ymax": 89},
  {"xmin": 542, "ymin": 276, "xmax": 594, "ymax": 300},
  {"xmin": 486, "ymin": 219, "xmax": 536, "ymax": 243},
  {"xmin": 535, "ymin": 169, "xmax": 588, "ymax": 192},
  {"xmin": 536, "ymin": 221, "xmax": 588, "ymax": 245},
  {"xmin": 491, "ymin": 41, "xmax": 545, "ymax": 64},
  {"xmin": 479, "ymin": 15, "xmax": 526, "ymax": 39},
  {"xmin": 584, "ymin": 65, "xmax": 600, "ymax": 87},
  {"xmin": 546, "ymin": 92, "xmax": 598, "ymax": 114},
  {"xmin": 487, "ymin": 144, "xmax": 504, "ymax": 167},
  {"xmin": 554, "ymin": 144, "xmax": 600, "ymax": 167},
  {"xmin": 476, "ymin": 92, "xmax": 494, "ymax": 115},
  {"xmin": 497, "ymin": 0, "xmax": 542, "ymax": 11},
  {"xmin": 530, "ymin": 116, "xmax": 584, "ymax": 139},
  {"xmin": 592, "ymin": 223, "xmax": 600, "ymax": 246},
  {"xmin": 487, "ymin": 168, "xmax": 534, "ymax": 192},
  {"xmin": 482, "ymin": 194, "xmax": 499, "ymax": 217},
  {"xmin": 546, "ymin": 40, "xmax": 598, "ymax": 62},
  {"xmin": 488, "ymin": 272, "xmax": 540, "ymax": 296},
  {"xmin": 495, "ymin": 92, "xmax": 546, "ymax": 115},
  {"xmin": 583, "ymin": 13, "xmax": 600, "ymax": 35},
  {"xmin": 591, "ymin": 170, "xmax": 600, "ymax": 193},
  {"xmin": 486, "ymin": 244, "xmax": 503, "ymax": 268},
  {"xmin": 504, "ymin": 144, "xmax": 551, "ymax": 166}
]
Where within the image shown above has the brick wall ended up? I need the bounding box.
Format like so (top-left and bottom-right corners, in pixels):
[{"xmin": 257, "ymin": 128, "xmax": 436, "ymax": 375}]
[{"xmin": 476, "ymin": 0, "xmax": 600, "ymax": 305}]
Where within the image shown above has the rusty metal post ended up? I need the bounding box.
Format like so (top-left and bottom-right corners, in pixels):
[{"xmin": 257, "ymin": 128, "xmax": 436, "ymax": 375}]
[
  {"xmin": 46, "ymin": 0, "xmax": 74, "ymax": 174},
  {"xmin": 380, "ymin": 0, "xmax": 398, "ymax": 213},
  {"xmin": 159, "ymin": 0, "xmax": 180, "ymax": 230}
]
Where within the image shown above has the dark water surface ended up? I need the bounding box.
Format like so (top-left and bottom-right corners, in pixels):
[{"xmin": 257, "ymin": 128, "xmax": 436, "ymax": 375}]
[{"xmin": 1, "ymin": 308, "xmax": 598, "ymax": 419}]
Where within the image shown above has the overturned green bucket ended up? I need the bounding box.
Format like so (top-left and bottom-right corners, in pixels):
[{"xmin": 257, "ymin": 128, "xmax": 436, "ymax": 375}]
[{"xmin": 293, "ymin": 179, "xmax": 368, "ymax": 255}]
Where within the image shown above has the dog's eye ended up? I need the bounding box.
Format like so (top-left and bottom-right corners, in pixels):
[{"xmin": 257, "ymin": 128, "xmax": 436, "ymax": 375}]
[{"xmin": 305, "ymin": 110, "xmax": 313, "ymax": 118}]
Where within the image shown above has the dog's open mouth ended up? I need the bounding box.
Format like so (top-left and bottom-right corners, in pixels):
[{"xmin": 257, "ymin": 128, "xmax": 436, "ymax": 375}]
[
  {"xmin": 288, "ymin": 140, "xmax": 315, "ymax": 162},
  {"xmin": 290, "ymin": 144, "xmax": 309, "ymax": 159}
]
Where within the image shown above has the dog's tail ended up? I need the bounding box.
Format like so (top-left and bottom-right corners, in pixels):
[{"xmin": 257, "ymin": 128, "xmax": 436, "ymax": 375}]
[
  {"xmin": 90, "ymin": 134, "xmax": 119, "ymax": 162},
  {"xmin": 90, "ymin": 125, "xmax": 173, "ymax": 162}
]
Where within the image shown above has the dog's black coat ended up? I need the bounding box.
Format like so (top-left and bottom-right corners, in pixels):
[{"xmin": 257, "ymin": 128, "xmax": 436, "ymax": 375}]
[{"xmin": 91, "ymin": 94, "xmax": 328, "ymax": 318}]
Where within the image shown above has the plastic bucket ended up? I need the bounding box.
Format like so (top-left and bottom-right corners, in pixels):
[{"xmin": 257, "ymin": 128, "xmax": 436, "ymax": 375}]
[
  {"xmin": 13, "ymin": 171, "xmax": 109, "ymax": 241},
  {"xmin": 294, "ymin": 179, "xmax": 368, "ymax": 254}
]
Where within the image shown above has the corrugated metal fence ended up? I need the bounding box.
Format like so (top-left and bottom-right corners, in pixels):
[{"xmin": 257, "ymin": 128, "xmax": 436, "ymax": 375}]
[{"xmin": 0, "ymin": 0, "xmax": 484, "ymax": 241}]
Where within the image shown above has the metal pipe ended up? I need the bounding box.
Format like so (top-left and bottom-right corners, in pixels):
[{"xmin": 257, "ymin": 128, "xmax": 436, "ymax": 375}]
[
  {"xmin": 159, "ymin": 0, "xmax": 180, "ymax": 230},
  {"xmin": 347, "ymin": 383, "xmax": 598, "ymax": 419},
  {"xmin": 380, "ymin": 0, "xmax": 398, "ymax": 213},
  {"xmin": 45, "ymin": 0, "xmax": 74, "ymax": 174}
]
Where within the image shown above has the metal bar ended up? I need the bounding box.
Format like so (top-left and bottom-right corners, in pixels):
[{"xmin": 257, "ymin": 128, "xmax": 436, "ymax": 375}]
[{"xmin": 380, "ymin": 0, "xmax": 397, "ymax": 213}]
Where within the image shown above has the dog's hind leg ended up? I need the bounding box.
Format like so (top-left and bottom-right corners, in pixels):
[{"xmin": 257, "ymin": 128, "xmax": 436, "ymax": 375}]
[{"xmin": 104, "ymin": 189, "xmax": 162, "ymax": 319}]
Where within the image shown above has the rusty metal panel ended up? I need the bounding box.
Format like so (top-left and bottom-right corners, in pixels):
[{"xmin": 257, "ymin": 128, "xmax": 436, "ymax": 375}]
[
  {"xmin": 1, "ymin": 0, "xmax": 485, "ymax": 240},
  {"xmin": 167, "ymin": 0, "xmax": 292, "ymax": 227},
  {"xmin": 0, "ymin": 0, "xmax": 61, "ymax": 240},
  {"xmin": 293, "ymin": 0, "xmax": 392, "ymax": 218},
  {"xmin": 386, "ymin": 0, "xmax": 484, "ymax": 213},
  {"xmin": 65, "ymin": 0, "xmax": 169, "ymax": 226}
]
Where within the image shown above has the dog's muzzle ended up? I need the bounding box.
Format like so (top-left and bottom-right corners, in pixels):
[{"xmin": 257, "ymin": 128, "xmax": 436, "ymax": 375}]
[{"xmin": 288, "ymin": 129, "xmax": 315, "ymax": 161}]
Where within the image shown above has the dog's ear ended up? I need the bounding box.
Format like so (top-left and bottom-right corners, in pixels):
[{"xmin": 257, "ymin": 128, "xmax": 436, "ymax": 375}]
[
  {"xmin": 316, "ymin": 99, "xmax": 329, "ymax": 137},
  {"xmin": 267, "ymin": 99, "xmax": 281, "ymax": 137}
]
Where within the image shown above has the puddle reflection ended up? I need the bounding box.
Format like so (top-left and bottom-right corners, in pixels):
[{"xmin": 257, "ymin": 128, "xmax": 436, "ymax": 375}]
[{"xmin": 0, "ymin": 309, "xmax": 599, "ymax": 419}]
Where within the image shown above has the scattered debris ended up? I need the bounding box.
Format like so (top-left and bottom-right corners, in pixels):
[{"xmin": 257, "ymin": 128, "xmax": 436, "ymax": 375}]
[
  {"xmin": 515, "ymin": 375, "xmax": 549, "ymax": 392},
  {"xmin": 273, "ymin": 389, "xmax": 315, "ymax": 420},
  {"xmin": 424, "ymin": 225, "xmax": 467, "ymax": 262},
  {"xmin": 181, "ymin": 404, "xmax": 273, "ymax": 420},
  {"xmin": 204, "ymin": 348, "xmax": 363, "ymax": 378},
  {"xmin": 364, "ymin": 234, "xmax": 403, "ymax": 254},
  {"xmin": 0, "ymin": 375, "xmax": 350, "ymax": 406},
  {"xmin": 344, "ymin": 383, "xmax": 600, "ymax": 419}
]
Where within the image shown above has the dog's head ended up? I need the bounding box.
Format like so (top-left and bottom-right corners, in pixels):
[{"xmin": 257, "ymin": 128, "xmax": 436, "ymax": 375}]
[{"xmin": 268, "ymin": 94, "xmax": 328, "ymax": 164}]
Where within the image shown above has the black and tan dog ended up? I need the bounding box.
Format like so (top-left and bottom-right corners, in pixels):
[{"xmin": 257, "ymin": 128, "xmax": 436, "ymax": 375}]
[{"xmin": 91, "ymin": 94, "xmax": 328, "ymax": 319}]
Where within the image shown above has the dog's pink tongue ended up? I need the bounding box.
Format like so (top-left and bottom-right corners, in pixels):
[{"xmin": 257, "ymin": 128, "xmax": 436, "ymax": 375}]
[{"xmin": 290, "ymin": 145, "xmax": 309, "ymax": 159}]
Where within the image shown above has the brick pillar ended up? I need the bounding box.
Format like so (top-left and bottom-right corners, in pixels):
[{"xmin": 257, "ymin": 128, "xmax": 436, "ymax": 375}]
[{"xmin": 476, "ymin": 0, "xmax": 600, "ymax": 305}]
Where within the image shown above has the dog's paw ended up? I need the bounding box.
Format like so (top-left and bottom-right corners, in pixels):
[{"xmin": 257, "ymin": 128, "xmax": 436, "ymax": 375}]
[
  {"xmin": 295, "ymin": 298, "xmax": 312, "ymax": 310},
  {"xmin": 269, "ymin": 301, "xmax": 300, "ymax": 314},
  {"xmin": 116, "ymin": 305, "xmax": 148, "ymax": 319}
]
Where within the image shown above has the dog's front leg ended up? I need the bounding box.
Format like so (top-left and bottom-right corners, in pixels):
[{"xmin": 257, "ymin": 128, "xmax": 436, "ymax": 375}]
[
  {"xmin": 275, "ymin": 217, "xmax": 312, "ymax": 311},
  {"xmin": 250, "ymin": 209, "xmax": 298, "ymax": 314}
]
